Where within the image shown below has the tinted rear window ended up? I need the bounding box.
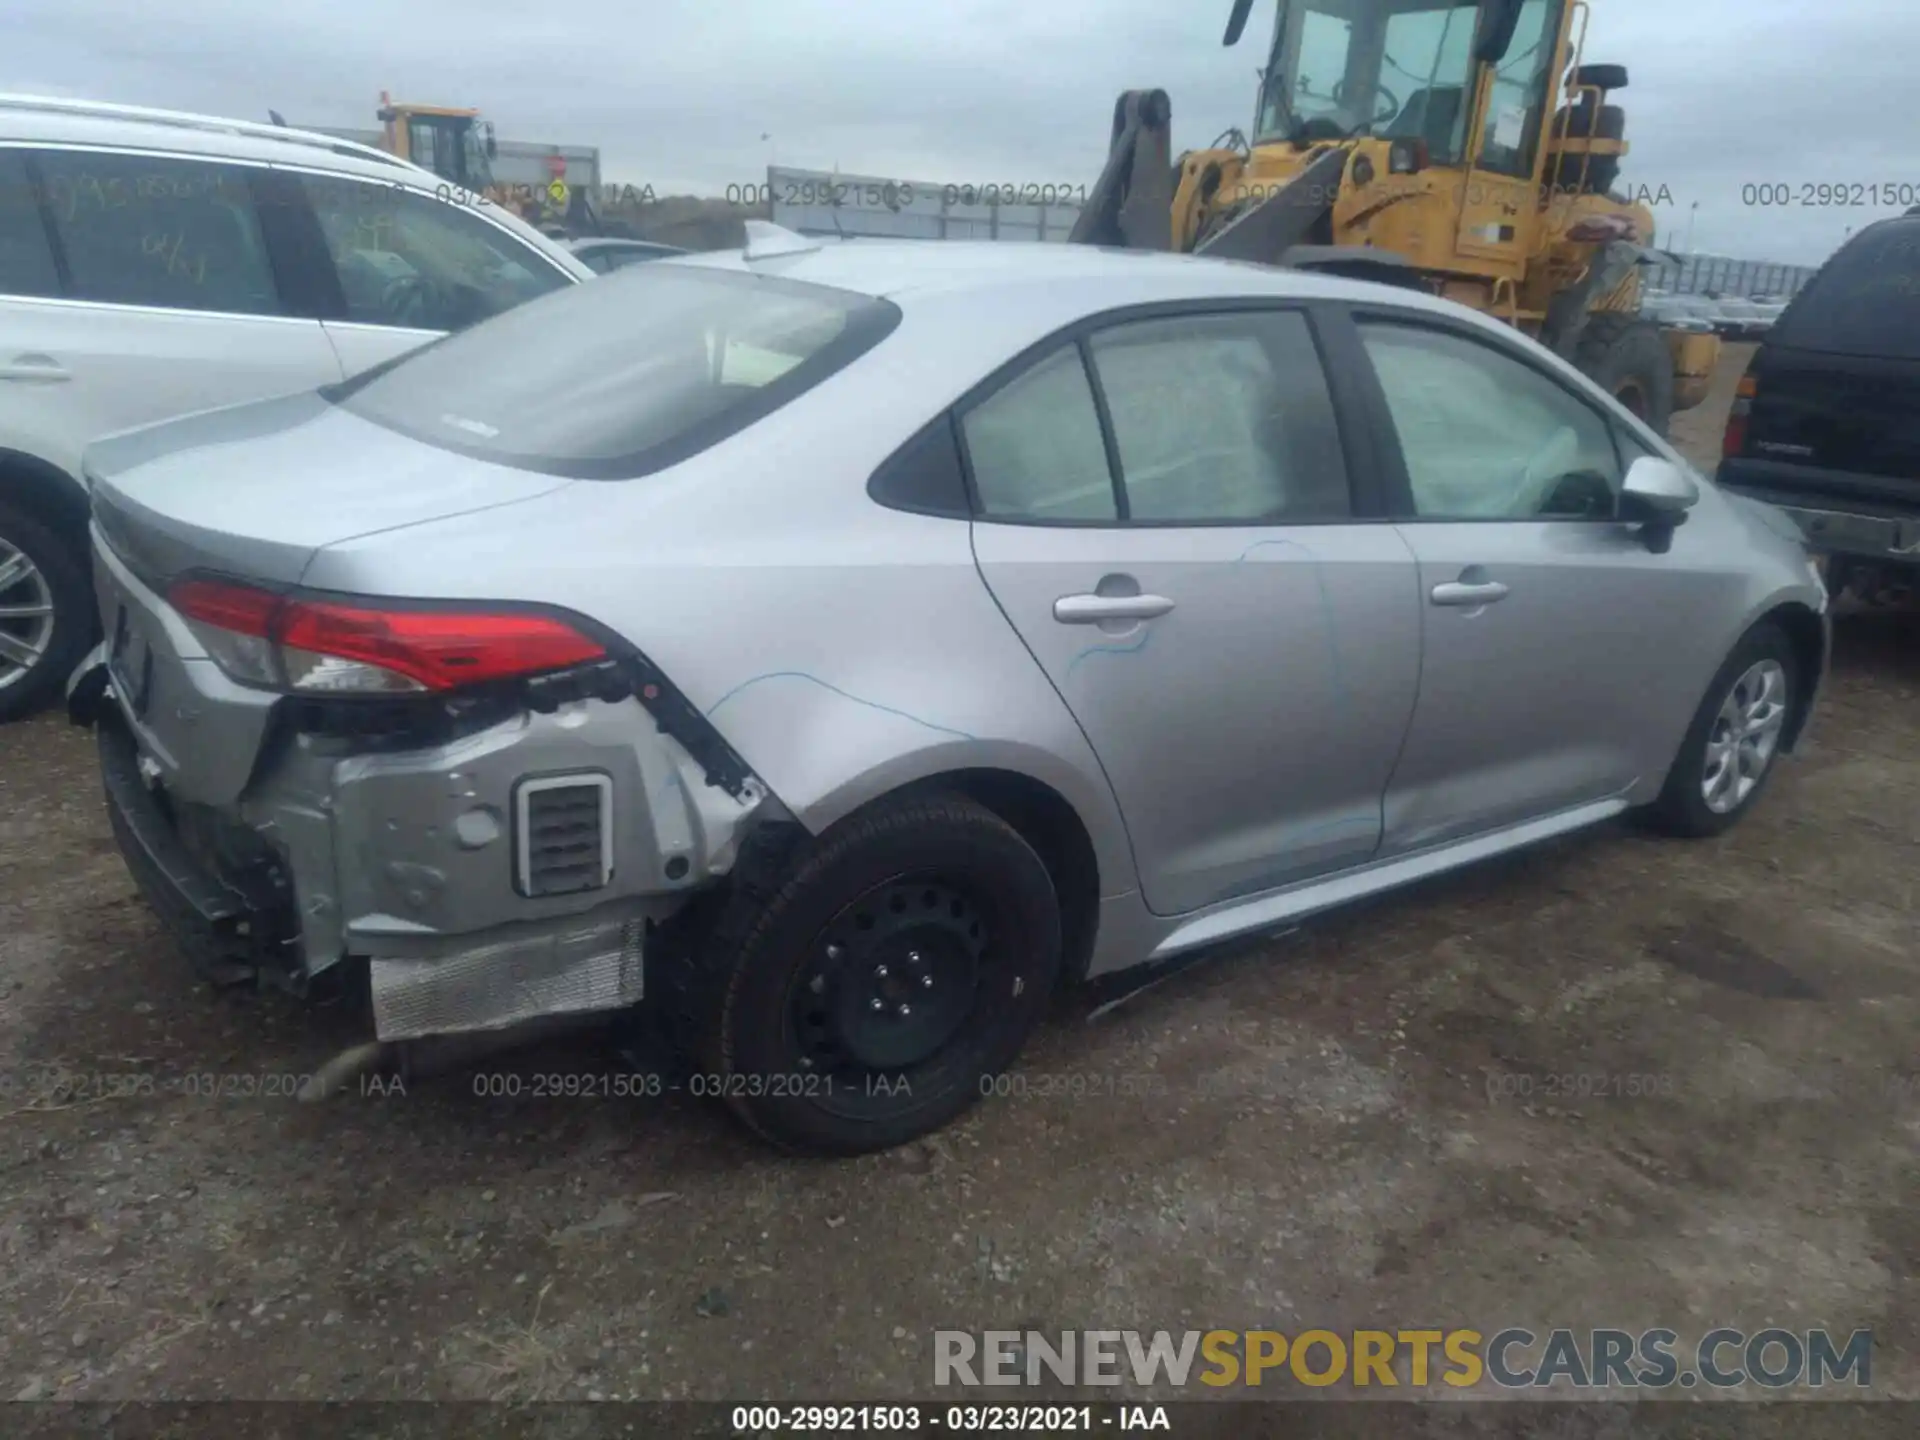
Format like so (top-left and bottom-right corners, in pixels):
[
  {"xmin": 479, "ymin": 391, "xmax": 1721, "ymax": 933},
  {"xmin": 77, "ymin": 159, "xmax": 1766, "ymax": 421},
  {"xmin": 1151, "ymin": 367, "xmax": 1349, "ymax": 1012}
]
[
  {"xmin": 1770, "ymin": 221, "xmax": 1920, "ymax": 359},
  {"xmin": 333, "ymin": 264, "xmax": 899, "ymax": 478}
]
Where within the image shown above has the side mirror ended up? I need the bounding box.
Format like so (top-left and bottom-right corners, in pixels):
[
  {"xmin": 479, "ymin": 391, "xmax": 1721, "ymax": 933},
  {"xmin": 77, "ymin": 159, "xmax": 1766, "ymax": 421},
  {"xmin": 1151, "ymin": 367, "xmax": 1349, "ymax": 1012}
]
[
  {"xmin": 1619, "ymin": 455, "xmax": 1699, "ymax": 553},
  {"xmin": 1223, "ymin": 0, "xmax": 1257, "ymax": 46},
  {"xmin": 1472, "ymin": 0, "xmax": 1525, "ymax": 63}
]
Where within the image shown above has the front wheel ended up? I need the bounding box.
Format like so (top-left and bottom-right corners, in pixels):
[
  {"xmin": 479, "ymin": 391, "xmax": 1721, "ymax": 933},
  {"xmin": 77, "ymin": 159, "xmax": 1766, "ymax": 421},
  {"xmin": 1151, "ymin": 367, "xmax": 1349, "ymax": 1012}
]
[
  {"xmin": 668, "ymin": 794, "xmax": 1062, "ymax": 1155},
  {"xmin": 1641, "ymin": 623, "xmax": 1798, "ymax": 837}
]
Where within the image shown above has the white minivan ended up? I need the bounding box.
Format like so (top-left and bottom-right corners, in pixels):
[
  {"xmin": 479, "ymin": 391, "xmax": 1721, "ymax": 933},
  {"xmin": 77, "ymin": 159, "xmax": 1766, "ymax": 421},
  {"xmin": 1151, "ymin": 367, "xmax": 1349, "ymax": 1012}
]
[{"xmin": 0, "ymin": 94, "xmax": 594, "ymax": 720}]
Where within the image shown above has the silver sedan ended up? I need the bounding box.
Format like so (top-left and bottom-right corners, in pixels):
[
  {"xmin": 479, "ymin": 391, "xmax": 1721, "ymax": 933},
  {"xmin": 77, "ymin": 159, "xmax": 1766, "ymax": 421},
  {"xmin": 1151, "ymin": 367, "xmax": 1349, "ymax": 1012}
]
[{"xmin": 70, "ymin": 224, "xmax": 1829, "ymax": 1154}]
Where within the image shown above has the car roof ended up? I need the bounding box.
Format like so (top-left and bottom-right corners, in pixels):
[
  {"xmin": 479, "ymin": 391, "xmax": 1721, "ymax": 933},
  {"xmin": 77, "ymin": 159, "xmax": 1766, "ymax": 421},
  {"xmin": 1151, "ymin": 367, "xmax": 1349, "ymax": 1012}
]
[
  {"xmin": 672, "ymin": 236, "xmax": 1458, "ymax": 311},
  {"xmin": 0, "ymin": 93, "xmax": 597, "ymax": 280},
  {"xmin": 0, "ymin": 93, "xmax": 418, "ymax": 185}
]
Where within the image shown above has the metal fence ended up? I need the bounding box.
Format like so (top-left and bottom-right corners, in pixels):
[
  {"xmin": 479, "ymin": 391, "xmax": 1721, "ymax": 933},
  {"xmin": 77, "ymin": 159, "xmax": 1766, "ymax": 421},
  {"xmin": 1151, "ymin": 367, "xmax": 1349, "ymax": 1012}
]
[
  {"xmin": 765, "ymin": 165, "xmax": 1826, "ymax": 301},
  {"xmin": 768, "ymin": 165, "xmax": 1083, "ymax": 242},
  {"xmin": 1641, "ymin": 252, "xmax": 1819, "ymax": 299}
]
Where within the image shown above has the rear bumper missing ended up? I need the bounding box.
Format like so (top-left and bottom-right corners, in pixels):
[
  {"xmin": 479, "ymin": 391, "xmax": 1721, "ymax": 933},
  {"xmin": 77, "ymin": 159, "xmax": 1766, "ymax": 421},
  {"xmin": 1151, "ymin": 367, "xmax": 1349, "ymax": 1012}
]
[{"xmin": 80, "ymin": 661, "xmax": 771, "ymax": 1042}]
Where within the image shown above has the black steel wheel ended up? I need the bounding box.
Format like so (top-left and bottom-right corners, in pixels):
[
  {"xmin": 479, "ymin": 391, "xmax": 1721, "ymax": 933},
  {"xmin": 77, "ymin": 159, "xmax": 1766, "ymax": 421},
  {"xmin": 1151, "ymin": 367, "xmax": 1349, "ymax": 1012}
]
[{"xmin": 667, "ymin": 793, "xmax": 1061, "ymax": 1154}]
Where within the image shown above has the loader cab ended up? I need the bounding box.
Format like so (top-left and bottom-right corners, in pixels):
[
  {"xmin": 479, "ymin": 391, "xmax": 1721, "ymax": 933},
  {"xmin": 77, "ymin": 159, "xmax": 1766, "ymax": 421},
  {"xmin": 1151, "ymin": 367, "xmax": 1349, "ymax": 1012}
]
[
  {"xmin": 1252, "ymin": 0, "xmax": 1561, "ymax": 175},
  {"xmin": 377, "ymin": 95, "xmax": 497, "ymax": 193}
]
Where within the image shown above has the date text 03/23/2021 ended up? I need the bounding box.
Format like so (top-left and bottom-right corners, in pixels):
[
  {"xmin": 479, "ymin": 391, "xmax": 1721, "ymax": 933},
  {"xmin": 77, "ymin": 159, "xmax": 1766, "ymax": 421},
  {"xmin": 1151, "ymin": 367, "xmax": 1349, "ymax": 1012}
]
[{"xmin": 731, "ymin": 1405, "xmax": 1169, "ymax": 1432}]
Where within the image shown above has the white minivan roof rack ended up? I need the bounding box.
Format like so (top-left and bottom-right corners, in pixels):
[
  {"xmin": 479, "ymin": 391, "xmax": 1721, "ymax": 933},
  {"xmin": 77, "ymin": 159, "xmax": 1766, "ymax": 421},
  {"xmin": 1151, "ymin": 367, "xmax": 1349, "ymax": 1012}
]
[{"xmin": 0, "ymin": 93, "xmax": 417, "ymax": 173}]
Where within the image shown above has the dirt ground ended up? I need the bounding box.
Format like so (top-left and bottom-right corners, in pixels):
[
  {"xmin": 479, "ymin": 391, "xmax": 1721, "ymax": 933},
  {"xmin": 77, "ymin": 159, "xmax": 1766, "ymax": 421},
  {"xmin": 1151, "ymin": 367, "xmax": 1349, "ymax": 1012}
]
[{"xmin": 1, "ymin": 342, "xmax": 1915, "ymax": 1417}]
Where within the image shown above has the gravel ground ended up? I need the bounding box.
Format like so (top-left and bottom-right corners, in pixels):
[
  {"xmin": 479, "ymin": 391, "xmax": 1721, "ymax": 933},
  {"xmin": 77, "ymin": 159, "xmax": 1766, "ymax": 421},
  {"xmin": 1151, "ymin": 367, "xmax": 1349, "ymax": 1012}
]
[{"xmin": 1, "ymin": 343, "xmax": 1915, "ymax": 1415}]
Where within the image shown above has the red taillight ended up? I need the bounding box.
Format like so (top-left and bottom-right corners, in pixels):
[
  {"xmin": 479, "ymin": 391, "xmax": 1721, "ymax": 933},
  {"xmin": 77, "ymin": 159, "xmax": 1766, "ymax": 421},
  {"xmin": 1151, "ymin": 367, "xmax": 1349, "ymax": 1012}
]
[
  {"xmin": 168, "ymin": 578, "xmax": 606, "ymax": 695},
  {"xmin": 170, "ymin": 577, "xmax": 279, "ymax": 637},
  {"xmin": 279, "ymin": 600, "xmax": 605, "ymax": 691},
  {"xmin": 1723, "ymin": 372, "xmax": 1757, "ymax": 460}
]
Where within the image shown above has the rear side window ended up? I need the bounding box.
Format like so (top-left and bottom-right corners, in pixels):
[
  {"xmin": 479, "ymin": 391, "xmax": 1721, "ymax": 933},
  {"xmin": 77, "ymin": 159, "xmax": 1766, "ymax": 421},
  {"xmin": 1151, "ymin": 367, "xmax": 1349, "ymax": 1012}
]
[
  {"xmin": 961, "ymin": 346, "xmax": 1119, "ymax": 521},
  {"xmin": 1088, "ymin": 310, "xmax": 1349, "ymax": 521},
  {"xmin": 34, "ymin": 151, "xmax": 282, "ymax": 316},
  {"xmin": 1771, "ymin": 221, "xmax": 1920, "ymax": 359},
  {"xmin": 0, "ymin": 150, "xmax": 59, "ymax": 298},
  {"xmin": 334, "ymin": 265, "xmax": 899, "ymax": 478},
  {"xmin": 299, "ymin": 174, "xmax": 569, "ymax": 332}
]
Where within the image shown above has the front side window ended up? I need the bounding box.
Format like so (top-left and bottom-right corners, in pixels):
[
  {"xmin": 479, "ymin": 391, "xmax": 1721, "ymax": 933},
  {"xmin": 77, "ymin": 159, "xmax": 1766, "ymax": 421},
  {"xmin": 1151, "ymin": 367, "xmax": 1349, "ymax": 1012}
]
[
  {"xmin": 1259, "ymin": 0, "xmax": 1479, "ymax": 158},
  {"xmin": 1359, "ymin": 320, "xmax": 1620, "ymax": 520},
  {"xmin": 335, "ymin": 265, "xmax": 898, "ymax": 478},
  {"xmin": 300, "ymin": 175, "xmax": 568, "ymax": 332},
  {"xmin": 0, "ymin": 150, "xmax": 59, "ymax": 299},
  {"xmin": 34, "ymin": 151, "xmax": 281, "ymax": 316},
  {"xmin": 1088, "ymin": 310, "xmax": 1349, "ymax": 522}
]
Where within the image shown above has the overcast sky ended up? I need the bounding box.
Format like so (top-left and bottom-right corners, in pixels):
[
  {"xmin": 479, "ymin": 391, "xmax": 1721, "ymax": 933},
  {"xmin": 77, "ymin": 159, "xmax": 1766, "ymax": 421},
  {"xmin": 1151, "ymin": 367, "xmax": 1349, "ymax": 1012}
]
[{"xmin": 7, "ymin": 0, "xmax": 1911, "ymax": 265}]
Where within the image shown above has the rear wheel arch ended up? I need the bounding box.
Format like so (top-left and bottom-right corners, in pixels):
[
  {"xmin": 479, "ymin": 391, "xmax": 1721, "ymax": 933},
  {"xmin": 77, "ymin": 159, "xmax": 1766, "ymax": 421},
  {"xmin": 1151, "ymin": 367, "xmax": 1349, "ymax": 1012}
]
[
  {"xmin": 0, "ymin": 449, "xmax": 90, "ymax": 541},
  {"xmin": 889, "ymin": 767, "xmax": 1103, "ymax": 987}
]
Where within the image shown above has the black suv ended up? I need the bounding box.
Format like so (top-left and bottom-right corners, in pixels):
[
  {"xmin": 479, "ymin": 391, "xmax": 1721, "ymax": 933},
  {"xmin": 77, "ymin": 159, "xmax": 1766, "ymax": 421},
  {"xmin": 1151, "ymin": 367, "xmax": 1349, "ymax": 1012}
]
[{"xmin": 1717, "ymin": 213, "xmax": 1920, "ymax": 593}]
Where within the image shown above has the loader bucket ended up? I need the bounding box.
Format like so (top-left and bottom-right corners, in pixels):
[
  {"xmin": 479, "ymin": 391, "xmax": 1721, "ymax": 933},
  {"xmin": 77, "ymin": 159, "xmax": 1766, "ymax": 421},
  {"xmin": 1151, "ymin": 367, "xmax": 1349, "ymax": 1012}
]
[{"xmin": 1068, "ymin": 89, "xmax": 1174, "ymax": 251}]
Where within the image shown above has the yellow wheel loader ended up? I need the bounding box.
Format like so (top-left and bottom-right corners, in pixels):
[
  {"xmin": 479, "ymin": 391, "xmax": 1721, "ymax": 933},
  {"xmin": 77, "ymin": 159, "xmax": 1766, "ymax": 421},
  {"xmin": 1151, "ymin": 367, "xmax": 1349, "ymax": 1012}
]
[
  {"xmin": 1070, "ymin": 0, "xmax": 1718, "ymax": 434},
  {"xmin": 372, "ymin": 93, "xmax": 604, "ymax": 238}
]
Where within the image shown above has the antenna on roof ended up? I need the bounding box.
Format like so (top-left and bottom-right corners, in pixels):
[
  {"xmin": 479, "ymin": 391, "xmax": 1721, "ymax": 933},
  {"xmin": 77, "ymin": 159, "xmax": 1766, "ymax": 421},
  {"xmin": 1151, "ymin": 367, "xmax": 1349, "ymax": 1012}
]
[{"xmin": 742, "ymin": 219, "xmax": 820, "ymax": 261}]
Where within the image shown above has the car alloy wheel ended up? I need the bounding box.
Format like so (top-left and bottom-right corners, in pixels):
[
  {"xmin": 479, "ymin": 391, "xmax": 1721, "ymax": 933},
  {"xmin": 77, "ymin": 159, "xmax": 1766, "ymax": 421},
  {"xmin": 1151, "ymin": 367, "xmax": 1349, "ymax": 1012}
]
[
  {"xmin": 0, "ymin": 536, "xmax": 56, "ymax": 696},
  {"xmin": 1701, "ymin": 658, "xmax": 1788, "ymax": 814}
]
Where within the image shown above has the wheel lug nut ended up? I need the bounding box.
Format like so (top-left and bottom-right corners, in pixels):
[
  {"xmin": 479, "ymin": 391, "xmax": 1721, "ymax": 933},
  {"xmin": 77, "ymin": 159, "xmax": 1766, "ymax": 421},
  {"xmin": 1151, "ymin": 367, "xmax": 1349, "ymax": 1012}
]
[
  {"xmin": 907, "ymin": 950, "xmax": 922, "ymax": 965},
  {"xmin": 798, "ymin": 1056, "xmax": 813, "ymax": 1069},
  {"xmin": 870, "ymin": 998, "xmax": 884, "ymax": 1012},
  {"xmin": 921, "ymin": 975, "xmax": 934, "ymax": 988},
  {"xmin": 825, "ymin": 943, "xmax": 843, "ymax": 960},
  {"xmin": 809, "ymin": 975, "xmax": 826, "ymax": 995},
  {"xmin": 874, "ymin": 964, "xmax": 889, "ymax": 979},
  {"xmin": 897, "ymin": 1004, "xmax": 912, "ymax": 1018}
]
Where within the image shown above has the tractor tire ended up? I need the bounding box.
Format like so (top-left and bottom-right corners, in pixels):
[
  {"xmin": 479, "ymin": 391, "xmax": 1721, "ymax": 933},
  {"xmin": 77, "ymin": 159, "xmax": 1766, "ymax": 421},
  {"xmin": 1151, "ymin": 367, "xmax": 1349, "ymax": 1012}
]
[
  {"xmin": 1576, "ymin": 314, "xmax": 1673, "ymax": 436},
  {"xmin": 1549, "ymin": 103, "xmax": 1625, "ymax": 195}
]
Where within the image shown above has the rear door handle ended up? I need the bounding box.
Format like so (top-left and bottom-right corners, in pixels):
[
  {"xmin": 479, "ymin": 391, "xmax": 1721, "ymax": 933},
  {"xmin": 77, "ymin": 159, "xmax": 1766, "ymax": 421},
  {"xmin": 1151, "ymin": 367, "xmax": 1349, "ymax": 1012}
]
[
  {"xmin": 1430, "ymin": 580, "xmax": 1510, "ymax": 607},
  {"xmin": 0, "ymin": 354, "xmax": 70, "ymax": 383},
  {"xmin": 1053, "ymin": 593, "xmax": 1176, "ymax": 624}
]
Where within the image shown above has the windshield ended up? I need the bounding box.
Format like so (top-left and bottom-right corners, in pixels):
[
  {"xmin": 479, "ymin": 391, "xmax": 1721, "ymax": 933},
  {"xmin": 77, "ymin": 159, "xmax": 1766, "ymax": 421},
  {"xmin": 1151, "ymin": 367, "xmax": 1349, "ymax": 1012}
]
[
  {"xmin": 334, "ymin": 266, "xmax": 901, "ymax": 478},
  {"xmin": 1257, "ymin": 0, "xmax": 1478, "ymax": 157}
]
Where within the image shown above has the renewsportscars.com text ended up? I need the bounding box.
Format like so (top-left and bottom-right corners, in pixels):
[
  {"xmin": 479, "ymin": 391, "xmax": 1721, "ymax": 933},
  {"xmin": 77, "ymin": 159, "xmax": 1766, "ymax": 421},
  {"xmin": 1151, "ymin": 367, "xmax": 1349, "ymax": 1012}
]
[{"xmin": 934, "ymin": 1327, "xmax": 1873, "ymax": 1390}]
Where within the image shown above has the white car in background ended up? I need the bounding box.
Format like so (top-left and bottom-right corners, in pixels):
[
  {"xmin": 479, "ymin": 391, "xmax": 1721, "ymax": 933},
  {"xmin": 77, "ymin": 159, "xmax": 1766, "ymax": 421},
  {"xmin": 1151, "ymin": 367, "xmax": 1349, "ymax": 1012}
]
[{"xmin": 0, "ymin": 94, "xmax": 592, "ymax": 721}]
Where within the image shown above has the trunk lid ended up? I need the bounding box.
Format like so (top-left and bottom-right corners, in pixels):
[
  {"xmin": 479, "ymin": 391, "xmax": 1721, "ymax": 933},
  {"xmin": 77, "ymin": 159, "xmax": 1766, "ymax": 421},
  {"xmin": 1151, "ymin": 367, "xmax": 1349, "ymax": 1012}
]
[{"xmin": 87, "ymin": 391, "xmax": 573, "ymax": 590}]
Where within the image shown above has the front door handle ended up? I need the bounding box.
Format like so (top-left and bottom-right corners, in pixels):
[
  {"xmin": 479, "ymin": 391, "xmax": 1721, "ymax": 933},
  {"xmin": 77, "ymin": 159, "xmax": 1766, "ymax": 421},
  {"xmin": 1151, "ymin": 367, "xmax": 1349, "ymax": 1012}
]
[
  {"xmin": 1053, "ymin": 593, "xmax": 1176, "ymax": 624},
  {"xmin": 0, "ymin": 354, "xmax": 70, "ymax": 383},
  {"xmin": 1430, "ymin": 580, "xmax": 1510, "ymax": 607}
]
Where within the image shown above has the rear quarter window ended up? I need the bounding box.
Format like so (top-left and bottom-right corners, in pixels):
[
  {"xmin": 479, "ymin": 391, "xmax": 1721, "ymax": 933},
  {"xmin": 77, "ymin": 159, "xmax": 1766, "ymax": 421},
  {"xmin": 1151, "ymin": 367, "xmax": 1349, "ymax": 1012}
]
[
  {"xmin": 332, "ymin": 265, "xmax": 900, "ymax": 478},
  {"xmin": 1770, "ymin": 221, "xmax": 1920, "ymax": 359}
]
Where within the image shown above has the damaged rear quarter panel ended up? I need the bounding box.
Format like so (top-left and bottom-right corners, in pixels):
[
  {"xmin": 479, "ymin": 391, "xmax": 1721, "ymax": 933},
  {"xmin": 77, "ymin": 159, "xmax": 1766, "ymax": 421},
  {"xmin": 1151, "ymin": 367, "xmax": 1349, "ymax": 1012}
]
[
  {"xmin": 245, "ymin": 702, "xmax": 759, "ymax": 968},
  {"xmin": 297, "ymin": 301, "xmax": 1141, "ymax": 906}
]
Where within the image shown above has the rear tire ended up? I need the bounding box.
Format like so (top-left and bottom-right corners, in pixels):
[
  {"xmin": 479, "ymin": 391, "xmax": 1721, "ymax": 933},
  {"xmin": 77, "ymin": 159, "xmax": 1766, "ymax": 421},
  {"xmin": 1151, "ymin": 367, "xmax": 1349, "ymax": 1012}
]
[
  {"xmin": 1641, "ymin": 623, "xmax": 1799, "ymax": 838},
  {"xmin": 1576, "ymin": 314, "xmax": 1673, "ymax": 436},
  {"xmin": 0, "ymin": 499, "xmax": 92, "ymax": 724},
  {"xmin": 667, "ymin": 794, "xmax": 1061, "ymax": 1155}
]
